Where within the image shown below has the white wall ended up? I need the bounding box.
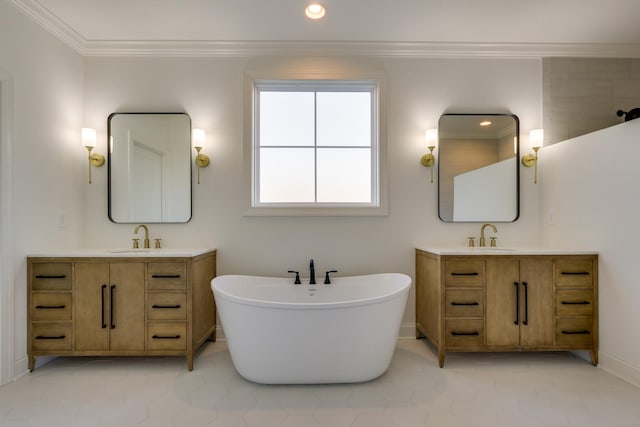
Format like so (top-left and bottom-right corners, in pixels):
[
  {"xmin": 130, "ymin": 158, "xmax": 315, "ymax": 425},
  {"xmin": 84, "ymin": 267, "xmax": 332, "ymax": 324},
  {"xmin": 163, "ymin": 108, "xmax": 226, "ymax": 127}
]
[
  {"xmin": 0, "ymin": 1, "xmax": 85, "ymax": 382},
  {"xmin": 83, "ymin": 56, "xmax": 544, "ymax": 337},
  {"xmin": 541, "ymin": 119, "xmax": 640, "ymax": 386}
]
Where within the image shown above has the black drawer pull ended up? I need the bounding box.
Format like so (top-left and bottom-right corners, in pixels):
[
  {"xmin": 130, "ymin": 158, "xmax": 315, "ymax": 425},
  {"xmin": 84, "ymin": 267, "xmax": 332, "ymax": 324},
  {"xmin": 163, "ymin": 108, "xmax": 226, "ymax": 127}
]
[
  {"xmin": 561, "ymin": 271, "xmax": 590, "ymax": 276},
  {"xmin": 561, "ymin": 330, "xmax": 590, "ymax": 335},
  {"xmin": 152, "ymin": 335, "xmax": 181, "ymax": 339},
  {"xmin": 35, "ymin": 275, "xmax": 66, "ymax": 279},
  {"xmin": 561, "ymin": 301, "xmax": 590, "ymax": 305},
  {"xmin": 451, "ymin": 272, "xmax": 479, "ymax": 276},
  {"xmin": 35, "ymin": 305, "xmax": 66, "ymax": 309},
  {"xmin": 35, "ymin": 335, "xmax": 66, "ymax": 340},
  {"xmin": 152, "ymin": 304, "xmax": 181, "ymax": 309},
  {"xmin": 451, "ymin": 302, "xmax": 479, "ymax": 306},
  {"xmin": 451, "ymin": 331, "xmax": 479, "ymax": 336},
  {"xmin": 151, "ymin": 274, "xmax": 181, "ymax": 279}
]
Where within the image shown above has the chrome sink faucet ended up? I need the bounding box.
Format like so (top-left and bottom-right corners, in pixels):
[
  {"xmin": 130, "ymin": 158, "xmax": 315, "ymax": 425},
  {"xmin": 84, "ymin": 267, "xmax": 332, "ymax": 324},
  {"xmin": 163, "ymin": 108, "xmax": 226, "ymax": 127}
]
[
  {"xmin": 134, "ymin": 224, "xmax": 150, "ymax": 249},
  {"xmin": 479, "ymin": 223, "xmax": 497, "ymax": 247}
]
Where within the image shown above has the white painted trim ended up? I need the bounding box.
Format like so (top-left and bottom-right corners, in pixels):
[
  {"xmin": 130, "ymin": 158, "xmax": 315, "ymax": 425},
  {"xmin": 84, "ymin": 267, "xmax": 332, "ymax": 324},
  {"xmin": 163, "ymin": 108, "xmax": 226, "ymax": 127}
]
[
  {"xmin": 8, "ymin": 1, "xmax": 640, "ymax": 58},
  {"xmin": 82, "ymin": 41, "xmax": 640, "ymax": 59},
  {"xmin": 599, "ymin": 352, "xmax": 640, "ymax": 389},
  {"xmin": 0, "ymin": 75, "xmax": 15, "ymax": 386},
  {"xmin": 8, "ymin": 0, "xmax": 85, "ymax": 53}
]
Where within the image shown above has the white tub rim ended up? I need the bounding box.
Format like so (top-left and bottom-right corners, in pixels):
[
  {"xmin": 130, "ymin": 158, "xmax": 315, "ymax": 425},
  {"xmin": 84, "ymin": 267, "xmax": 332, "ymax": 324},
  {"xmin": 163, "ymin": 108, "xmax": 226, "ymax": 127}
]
[{"xmin": 211, "ymin": 273, "xmax": 411, "ymax": 310}]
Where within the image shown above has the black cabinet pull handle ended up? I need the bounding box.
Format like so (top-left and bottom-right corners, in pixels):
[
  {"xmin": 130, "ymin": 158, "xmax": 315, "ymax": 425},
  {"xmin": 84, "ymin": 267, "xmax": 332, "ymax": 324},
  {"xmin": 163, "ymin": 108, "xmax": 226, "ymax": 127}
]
[
  {"xmin": 561, "ymin": 301, "xmax": 590, "ymax": 305},
  {"xmin": 151, "ymin": 274, "xmax": 181, "ymax": 278},
  {"xmin": 561, "ymin": 330, "xmax": 591, "ymax": 335},
  {"xmin": 451, "ymin": 331, "xmax": 479, "ymax": 336},
  {"xmin": 101, "ymin": 284, "xmax": 107, "ymax": 329},
  {"xmin": 110, "ymin": 285, "xmax": 116, "ymax": 329},
  {"xmin": 451, "ymin": 302, "xmax": 480, "ymax": 306},
  {"xmin": 523, "ymin": 282, "xmax": 529, "ymax": 326},
  {"xmin": 152, "ymin": 335, "xmax": 181, "ymax": 339},
  {"xmin": 561, "ymin": 271, "xmax": 590, "ymax": 275},
  {"xmin": 451, "ymin": 272, "xmax": 479, "ymax": 276},
  {"xmin": 35, "ymin": 335, "xmax": 65, "ymax": 340},
  {"xmin": 35, "ymin": 305, "xmax": 65, "ymax": 309},
  {"xmin": 514, "ymin": 282, "xmax": 520, "ymax": 325},
  {"xmin": 152, "ymin": 304, "xmax": 181, "ymax": 309},
  {"xmin": 35, "ymin": 275, "xmax": 66, "ymax": 279}
]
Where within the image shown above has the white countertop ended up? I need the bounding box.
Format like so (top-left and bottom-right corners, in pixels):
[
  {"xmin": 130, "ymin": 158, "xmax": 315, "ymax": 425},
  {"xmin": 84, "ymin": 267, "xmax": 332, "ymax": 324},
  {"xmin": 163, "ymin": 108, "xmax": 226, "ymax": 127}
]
[
  {"xmin": 416, "ymin": 246, "xmax": 598, "ymax": 256},
  {"xmin": 27, "ymin": 248, "xmax": 216, "ymax": 258}
]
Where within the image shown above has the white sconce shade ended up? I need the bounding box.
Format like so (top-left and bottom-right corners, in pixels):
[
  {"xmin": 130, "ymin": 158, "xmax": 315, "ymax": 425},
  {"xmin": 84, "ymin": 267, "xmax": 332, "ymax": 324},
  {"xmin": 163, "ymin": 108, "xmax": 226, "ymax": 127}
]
[
  {"xmin": 529, "ymin": 128, "xmax": 544, "ymax": 149},
  {"xmin": 81, "ymin": 128, "xmax": 97, "ymax": 148},
  {"xmin": 192, "ymin": 128, "xmax": 206, "ymax": 149},
  {"xmin": 425, "ymin": 128, "xmax": 438, "ymax": 148}
]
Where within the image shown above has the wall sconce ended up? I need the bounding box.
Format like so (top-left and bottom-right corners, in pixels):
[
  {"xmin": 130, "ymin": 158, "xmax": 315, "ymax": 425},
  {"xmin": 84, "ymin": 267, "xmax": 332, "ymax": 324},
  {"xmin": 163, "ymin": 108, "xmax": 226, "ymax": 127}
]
[
  {"xmin": 192, "ymin": 128, "xmax": 210, "ymax": 184},
  {"xmin": 81, "ymin": 128, "xmax": 104, "ymax": 184},
  {"xmin": 522, "ymin": 128, "xmax": 543, "ymax": 184},
  {"xmin": 420, "ymin": 128, "xmax": 438, "ymax": 183}
]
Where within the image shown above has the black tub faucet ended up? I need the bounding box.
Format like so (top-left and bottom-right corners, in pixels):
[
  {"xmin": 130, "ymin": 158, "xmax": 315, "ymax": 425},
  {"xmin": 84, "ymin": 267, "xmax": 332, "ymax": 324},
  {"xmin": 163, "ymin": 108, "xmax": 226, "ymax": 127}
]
[{"xmin": 309, "ymin": 259, "xmax": 316, "ymax": 285}]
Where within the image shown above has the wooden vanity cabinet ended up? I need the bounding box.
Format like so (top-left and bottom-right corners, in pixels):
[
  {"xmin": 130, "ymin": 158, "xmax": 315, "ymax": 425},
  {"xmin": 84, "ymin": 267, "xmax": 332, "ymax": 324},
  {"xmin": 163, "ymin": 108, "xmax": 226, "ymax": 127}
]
[
  {"xmin": 27, "ymin": 250, "xmax": 216, "ymax": 371},
  {"xmin": 415, "ymin": 249, "xmax": 598, "ymax": 367}
]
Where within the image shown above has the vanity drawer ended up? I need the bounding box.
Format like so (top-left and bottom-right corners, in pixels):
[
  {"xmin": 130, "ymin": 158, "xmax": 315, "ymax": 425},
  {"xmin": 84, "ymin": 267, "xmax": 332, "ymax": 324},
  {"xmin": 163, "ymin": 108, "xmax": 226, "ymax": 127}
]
[
  {"xmin": 555, "ymin": 260, "xmax": 594, "ymax": 288},
  {"xmin": 445, "ymin": 319, "xmax": 483, "ymax": 346},
  {"xmin": 556, "ymin": 318, "xmax": 594, "ymax": 345},
  {"xmin": 32, "ymin": 323, "xmax": 72, "ymax": 351},
  {"xmin": 31, "ymin": 263, "xmax": 72, "ymax": 291},
  {"xmin": 147, "ymin": 292, "xmax": 187, "ymax": 320},
  {"xmin": 31, "ymin": 293, "xmax": 72, "ymax": 321},
  {"xmin": 148, "ymin": 262, "xmax": 187, "ymax": 290},
  {"xmin": 444, "ymin": 260, "xmax": 484, "ymax": 287},
  {"xmin": 445, "ymin": 289, "xmax": 483, "ymax": 318},
  {"xmin": 147, "ymin": 323, "xmax": 186, "ymax": 351},
  {"xmin": 556, "ymin": 289, "xmax": 593, "ymax": 317}
]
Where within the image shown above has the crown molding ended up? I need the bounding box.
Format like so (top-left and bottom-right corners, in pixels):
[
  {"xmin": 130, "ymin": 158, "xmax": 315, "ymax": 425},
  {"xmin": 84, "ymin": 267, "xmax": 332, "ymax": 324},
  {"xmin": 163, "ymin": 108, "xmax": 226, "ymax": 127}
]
[
  {"xmin": 10, "ymin": 0, "xmax": 85, "ymax": 53},
  {"xmin": 80, "ymin": 40, "xmax": 640, "ymax": 58},
  {"xmin": 11, "ymin": 1, "xmax": 640, "ymax": 59}
]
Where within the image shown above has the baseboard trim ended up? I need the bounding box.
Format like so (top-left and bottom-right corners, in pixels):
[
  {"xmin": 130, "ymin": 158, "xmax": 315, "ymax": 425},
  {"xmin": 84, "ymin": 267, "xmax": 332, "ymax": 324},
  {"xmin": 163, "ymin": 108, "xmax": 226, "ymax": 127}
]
[{"xmin": 599, "ymin": 352, "xmax": 640, "ymax": 389}]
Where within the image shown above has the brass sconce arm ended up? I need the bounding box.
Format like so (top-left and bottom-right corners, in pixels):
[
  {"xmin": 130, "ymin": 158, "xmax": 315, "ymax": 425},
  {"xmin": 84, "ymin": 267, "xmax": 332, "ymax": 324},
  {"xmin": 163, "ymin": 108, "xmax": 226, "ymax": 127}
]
[{"xmin": 420, "ymin": 146, "xmax": 436, "ymax": 183}]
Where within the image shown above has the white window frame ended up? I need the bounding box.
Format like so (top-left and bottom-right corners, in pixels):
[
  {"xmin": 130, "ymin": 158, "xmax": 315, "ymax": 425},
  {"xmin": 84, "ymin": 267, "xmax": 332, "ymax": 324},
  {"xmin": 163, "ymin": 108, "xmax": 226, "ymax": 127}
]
[{"xmin": 245, "ymin": 77, "xmax": 388, "ymax": 216}]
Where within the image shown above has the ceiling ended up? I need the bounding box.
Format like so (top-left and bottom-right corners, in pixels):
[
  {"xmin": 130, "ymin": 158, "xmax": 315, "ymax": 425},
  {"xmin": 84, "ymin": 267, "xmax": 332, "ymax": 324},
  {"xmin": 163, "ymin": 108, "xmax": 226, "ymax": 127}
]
[{"xmin": 11, "ymin": 0, "xmax": 640, "ymax": 57}]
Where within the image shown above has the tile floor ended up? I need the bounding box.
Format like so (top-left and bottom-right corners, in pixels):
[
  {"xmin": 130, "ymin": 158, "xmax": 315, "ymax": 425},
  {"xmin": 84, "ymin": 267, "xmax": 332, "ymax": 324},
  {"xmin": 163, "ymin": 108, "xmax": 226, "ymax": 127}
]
[{"xmin": 1, "ymin": 339, "xmax": 640, "ymax": 427}]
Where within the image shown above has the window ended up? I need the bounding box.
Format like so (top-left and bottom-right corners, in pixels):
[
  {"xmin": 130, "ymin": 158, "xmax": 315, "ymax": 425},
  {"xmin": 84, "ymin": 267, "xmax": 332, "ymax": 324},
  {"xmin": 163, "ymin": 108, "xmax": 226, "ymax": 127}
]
[{"xmin": 251, "ymin": 80, "xmax": 384, "ymax": 214}]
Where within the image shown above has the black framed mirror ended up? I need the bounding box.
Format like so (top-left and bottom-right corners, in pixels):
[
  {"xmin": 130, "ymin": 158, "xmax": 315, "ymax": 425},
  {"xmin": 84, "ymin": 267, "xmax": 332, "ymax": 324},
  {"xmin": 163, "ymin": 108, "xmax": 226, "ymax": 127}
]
[
  {"xmin": 438, "ymin": 113, "xmax": 519, "ymax": 222},
  {"xmin": 108, "ymin": 113, "xmax": 192, "ymax": 223}
]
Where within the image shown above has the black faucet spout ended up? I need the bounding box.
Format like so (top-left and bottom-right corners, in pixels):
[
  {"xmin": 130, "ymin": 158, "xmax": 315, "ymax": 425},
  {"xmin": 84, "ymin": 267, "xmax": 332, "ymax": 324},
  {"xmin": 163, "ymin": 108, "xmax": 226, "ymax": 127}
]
[{"xmin": 309, "ymin": 259, "xmax": 316, "ymax": 285}]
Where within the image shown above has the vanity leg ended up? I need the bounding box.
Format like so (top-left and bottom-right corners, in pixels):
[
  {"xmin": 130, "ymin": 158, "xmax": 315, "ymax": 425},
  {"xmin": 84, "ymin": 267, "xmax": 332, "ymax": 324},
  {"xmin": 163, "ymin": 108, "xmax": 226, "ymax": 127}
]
[
  {"xmin": 187, "ymin": 355, "xmax": 194, "ymax": 371},
  {"xmin": 591, "ymin": 350, "xmax": 599, "ymax": 366},
  {"xmin": 438, "ymin": 351, "xmax": 446, "ymax": 368},
  {"xmin": 28, "ymin": 356, "xmax": 35, "ymax": 372}
]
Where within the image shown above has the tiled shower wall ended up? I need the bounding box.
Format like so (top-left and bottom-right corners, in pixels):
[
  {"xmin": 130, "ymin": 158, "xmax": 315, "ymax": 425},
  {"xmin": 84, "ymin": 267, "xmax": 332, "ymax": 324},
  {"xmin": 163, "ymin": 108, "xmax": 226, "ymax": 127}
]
[{"xmin": 543, "ymin": 58, "xmax": 640, "ymax": 144}]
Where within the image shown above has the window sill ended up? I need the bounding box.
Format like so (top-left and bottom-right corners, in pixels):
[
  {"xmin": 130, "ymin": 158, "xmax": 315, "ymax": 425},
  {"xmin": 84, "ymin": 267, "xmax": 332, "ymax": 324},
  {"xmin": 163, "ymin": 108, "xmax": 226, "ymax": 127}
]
[{"xmin": 244, "ymin": 205, "xmax": 389, "ymax": 217}]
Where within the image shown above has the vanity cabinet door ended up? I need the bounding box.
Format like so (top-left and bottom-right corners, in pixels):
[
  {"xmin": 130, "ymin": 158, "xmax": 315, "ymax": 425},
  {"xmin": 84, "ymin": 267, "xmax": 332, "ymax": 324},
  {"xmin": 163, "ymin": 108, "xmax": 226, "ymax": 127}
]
[
  {"xmin": 486, "ymin": 257, "xmax": 554, "ymax": 347},
  {"xmin": 75, "ymin": 262, "xmax": 144, "ymax": 351}
]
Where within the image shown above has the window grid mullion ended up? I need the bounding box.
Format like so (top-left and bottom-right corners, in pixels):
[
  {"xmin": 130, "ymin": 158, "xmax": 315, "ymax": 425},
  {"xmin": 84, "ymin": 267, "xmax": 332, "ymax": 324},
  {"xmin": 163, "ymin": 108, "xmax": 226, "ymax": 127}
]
[{"xmin": 314, "ymin": 91, "xmax": 318, "ymax": 203}]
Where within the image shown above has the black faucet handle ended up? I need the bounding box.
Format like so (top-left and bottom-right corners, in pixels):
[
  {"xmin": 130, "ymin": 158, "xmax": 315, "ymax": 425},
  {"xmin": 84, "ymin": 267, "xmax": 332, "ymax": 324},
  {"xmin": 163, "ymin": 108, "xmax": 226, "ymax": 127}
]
[
  {"xmin": 324, "ymin": 270, "xmax": 338, "ymax": 284},
  {"xmin": 288, "ymin": 270, "xmax": 301, "ymax": 285}
]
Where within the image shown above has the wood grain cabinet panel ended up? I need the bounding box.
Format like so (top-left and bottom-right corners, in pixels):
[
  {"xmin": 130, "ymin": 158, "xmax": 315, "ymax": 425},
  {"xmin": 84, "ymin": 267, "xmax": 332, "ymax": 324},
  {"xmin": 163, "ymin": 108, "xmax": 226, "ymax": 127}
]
[
  {"xmin": 416, "ymin": 249, "xmax": 598, "ymax": 367},
  {"xmin": 27, "ymin": 250, "xmax": 216, "ymax": 372}
]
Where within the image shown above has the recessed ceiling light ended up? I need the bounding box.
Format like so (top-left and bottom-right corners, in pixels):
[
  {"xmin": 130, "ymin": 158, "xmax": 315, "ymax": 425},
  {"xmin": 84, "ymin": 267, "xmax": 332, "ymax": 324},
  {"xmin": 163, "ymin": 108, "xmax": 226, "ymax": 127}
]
[
  {"xmin": 480, "ymin": 120, "xmax": 492, "ymax": 126},
  {"xmin": 305, "ymin": 3, "xmax": 326, "ymax": 20}
]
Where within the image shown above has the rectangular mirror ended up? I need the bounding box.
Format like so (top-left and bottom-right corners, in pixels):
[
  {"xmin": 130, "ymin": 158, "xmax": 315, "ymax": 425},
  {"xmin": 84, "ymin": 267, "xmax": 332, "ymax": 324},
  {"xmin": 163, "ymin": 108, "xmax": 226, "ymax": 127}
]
[
  {"xmin": 108, "ymin": 113, "xmax": 192, "ymax": 223},
  {"xmin": 438, "ymin": 113, "xmax": 519, "ymax": 222}
]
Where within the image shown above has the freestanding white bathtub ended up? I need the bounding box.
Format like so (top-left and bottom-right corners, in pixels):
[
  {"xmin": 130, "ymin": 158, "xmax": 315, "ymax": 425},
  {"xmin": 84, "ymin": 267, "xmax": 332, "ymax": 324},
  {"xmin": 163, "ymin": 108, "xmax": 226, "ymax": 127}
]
[{"xmin": 211, "ymin": 273, "xmax": 411, "ymax": 384}]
